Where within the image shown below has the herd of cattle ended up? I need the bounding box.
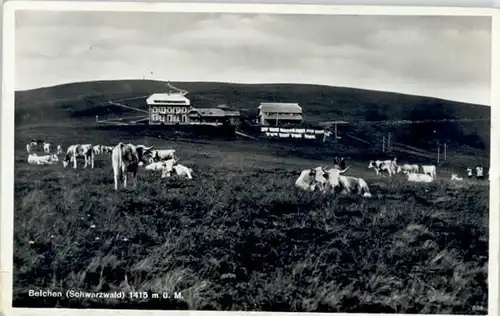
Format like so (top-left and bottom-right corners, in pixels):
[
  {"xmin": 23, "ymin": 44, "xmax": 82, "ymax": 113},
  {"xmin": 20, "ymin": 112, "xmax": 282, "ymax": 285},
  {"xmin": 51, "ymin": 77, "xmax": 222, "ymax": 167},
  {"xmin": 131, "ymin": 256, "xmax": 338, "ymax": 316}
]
[
  {"xmin": 25, "ymin": 139, "xmax": 489, "ymax": 195},
  {"xmin": 295, "ymin": 157, "xmax": 489, "ymax": 198},
  {"xmin": 25, "ymin": 139, "xmax": 193, "ymax": 191}
]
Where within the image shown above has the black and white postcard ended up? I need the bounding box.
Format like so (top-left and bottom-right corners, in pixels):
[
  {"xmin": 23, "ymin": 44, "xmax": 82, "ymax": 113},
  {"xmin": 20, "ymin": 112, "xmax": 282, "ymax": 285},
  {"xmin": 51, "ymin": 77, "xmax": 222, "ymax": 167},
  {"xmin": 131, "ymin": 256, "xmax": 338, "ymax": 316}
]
[{"xmin": 1, "ymin": 2, "xmax": 499, "ymax": 316}]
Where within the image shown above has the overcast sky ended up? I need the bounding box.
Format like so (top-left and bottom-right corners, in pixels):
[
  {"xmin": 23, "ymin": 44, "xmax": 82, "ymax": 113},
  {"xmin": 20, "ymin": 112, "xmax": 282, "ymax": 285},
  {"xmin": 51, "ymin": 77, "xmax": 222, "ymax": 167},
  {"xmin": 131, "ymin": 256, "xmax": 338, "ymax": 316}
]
[{"xmin": 15, "ymin": 11, "xmax": 491, "ymax": 105}]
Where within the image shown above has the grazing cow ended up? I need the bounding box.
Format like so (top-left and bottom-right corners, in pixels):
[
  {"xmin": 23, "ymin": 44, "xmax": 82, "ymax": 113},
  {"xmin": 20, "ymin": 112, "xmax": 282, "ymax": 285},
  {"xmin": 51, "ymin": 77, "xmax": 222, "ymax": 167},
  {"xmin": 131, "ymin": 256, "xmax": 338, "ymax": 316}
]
[
  {"xmin": 43, "ymin": 142, "xmax": 51, "ymax": 153},
  {"xmin": 407, "ymin": 173, "xmax": 434, "ymax": 183},
  {"xmin": 368, "ymin": 160, "xmax": 396, "ymax": 177},
  {"xmin": 150, "ymin": 149, "xmax": 177, "ymax": 162},
  {"xmin": 92, "ymin": 145, "xmax": 102, "ymax": 155},
  {"xmin": 476, "ymin": 165, "xmax": 485, "ymax": 180},
  {"xmin": 333, "ymin": 156, "xmax": 347, "ymax": 169},
  {"xmin": 27, "ymin": 153, "xmax": 58, "ymax": 165},
  {"xmin": 368, "ymin": 160, "xmax": 383, "ymax": 175},
  {"xmin": 295, "ymin": 167, "xmax": 329, "ymax": 192},
  {"xmin": 421, "ymin": 165, "xmax": 437, "ymax": 178},
  {"xmin": 30, "ymin": 139, "xmax": 43, "ymax": 148},
  {"xmin": 100, "ymin": 146, "xmax": 113, "ymax": 154},
  {"xmin": 111, "ymin": 143, "xmax": 154, "ymax": 191},
  {"xmin": 450, "ymin": 173, "xmax": 464, "ymax": 181},
  {"xmin": 56, "ymin": 144, "xmax": 63, "ymax": 155},
  {"xmin": 397, "ymin": 164, "xmax": 419, "ymax": 174},
  {"xmin": 63, "ymin": 144, "xmax": 95, "ymax": 169},
  {"xmin": 466, "ymin": 167, "xmax": 473, "ymax": 179},
  {"xmin": 168, "ymin": 164, "xmax": 194, "ymax": 180}
]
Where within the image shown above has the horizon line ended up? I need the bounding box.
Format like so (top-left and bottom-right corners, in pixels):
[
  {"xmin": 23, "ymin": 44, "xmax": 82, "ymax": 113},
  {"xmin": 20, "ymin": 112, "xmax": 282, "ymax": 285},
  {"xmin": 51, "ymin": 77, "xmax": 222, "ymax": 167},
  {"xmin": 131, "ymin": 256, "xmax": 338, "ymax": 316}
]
[{"xmin": 15, "ymin": 78, "xmax": 490, "ymax": 107}]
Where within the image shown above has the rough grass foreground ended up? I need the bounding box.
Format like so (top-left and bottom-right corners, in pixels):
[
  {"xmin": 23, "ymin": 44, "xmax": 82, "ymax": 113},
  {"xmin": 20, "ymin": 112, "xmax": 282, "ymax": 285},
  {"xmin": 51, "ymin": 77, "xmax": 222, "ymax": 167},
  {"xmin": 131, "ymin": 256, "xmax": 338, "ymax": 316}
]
[{"xmin": 13, "ymin": 162, "xmax": 488, "ymax": 314}]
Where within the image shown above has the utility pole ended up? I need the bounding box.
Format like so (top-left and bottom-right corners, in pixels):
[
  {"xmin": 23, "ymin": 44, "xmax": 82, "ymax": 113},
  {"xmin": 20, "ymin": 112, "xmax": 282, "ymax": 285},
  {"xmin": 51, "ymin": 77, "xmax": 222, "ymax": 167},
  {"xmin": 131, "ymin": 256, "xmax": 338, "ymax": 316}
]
[
  {"xmin": 382, "ymin": 136, "xmax": 386, "ymax": 152},
  {"xmin": 437, "ymin": 142, "xmax": 441, "ymax": 164},
  {"xmin": 334, "ymin": 123, "xmax": 338, "ymax": 140},
  {"xmin": 387, "ymin": 133, "xmax": 391, "ymax": 152},
  {"xmin": 444, "ymin": 143, "xmax": 447, "ymax": 161}
]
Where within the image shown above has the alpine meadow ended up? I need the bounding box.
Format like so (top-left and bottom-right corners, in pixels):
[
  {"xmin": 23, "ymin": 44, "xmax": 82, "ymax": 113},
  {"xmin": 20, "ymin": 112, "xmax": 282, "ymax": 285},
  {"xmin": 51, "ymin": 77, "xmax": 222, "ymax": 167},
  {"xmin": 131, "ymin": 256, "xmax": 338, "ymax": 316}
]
[
  {"xmin": 13, "ymin": 80, "xmax": 490, "ymax": 313},
  {"xmin": 9, "ymin": 9, "xmax": 492, "ymax": 316}
]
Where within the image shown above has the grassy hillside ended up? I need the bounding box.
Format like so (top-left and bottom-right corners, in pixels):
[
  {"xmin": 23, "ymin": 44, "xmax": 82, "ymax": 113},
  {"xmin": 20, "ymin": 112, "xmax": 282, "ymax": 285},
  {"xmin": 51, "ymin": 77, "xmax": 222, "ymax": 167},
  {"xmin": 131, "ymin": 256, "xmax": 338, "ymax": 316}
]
[
  {"xmin": 13, "ymin": 81, "xmax": 490, "ymax": 312},
  {"xmin": 15, "ymin": 80, "xmax": 490, "ymax": 153},
  {"xmin": 13, "ymin": 136, "xmax": 488, "ymax": 312}
]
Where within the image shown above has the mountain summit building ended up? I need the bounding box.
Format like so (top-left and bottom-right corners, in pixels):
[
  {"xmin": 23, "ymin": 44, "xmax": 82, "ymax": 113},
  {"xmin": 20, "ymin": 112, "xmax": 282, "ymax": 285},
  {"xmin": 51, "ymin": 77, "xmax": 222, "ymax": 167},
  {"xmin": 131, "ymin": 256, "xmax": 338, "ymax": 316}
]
[
  {"xmin": 146, "ymin": 90, "xmax": 240, "ymax": 126},
  {"xmin": 257, "ymin": 102, "xmax": 303, "ymax": 126},
  {"xmin": 147, "ymin": 92, "xmax": 191, "ymax": 125}
]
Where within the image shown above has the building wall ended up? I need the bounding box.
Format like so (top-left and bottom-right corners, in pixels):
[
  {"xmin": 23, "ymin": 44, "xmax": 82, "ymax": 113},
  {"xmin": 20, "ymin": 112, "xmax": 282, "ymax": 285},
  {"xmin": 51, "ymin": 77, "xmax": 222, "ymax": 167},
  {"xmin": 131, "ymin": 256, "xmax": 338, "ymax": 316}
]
[
  {"xmin": 149, "ymin": 105, "xmax": 190, "ymax": 124},
  {"xmin": 258, "ymin": 111, "xmax": 303, "ymax": 126},
  {"xmin": 188, "ymin": 111, "xmax": 241, "ymax": 126},
  {"xmin": 262, "ymin": 118, "xmax": 302, "ymax": 126},
  {"xmin": 188, "ymin": 115, "xmax": 228, "ymax": 126}
]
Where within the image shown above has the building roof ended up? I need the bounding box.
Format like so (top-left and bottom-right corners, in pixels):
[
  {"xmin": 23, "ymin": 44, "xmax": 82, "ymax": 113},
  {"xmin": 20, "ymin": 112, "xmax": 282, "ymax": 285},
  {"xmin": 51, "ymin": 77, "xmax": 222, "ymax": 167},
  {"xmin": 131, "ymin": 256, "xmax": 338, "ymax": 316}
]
[
  {"xmin": 188, "ymin": 108, "xmax": 240, "ymax": 117},
  {"xmin": 146, "ymin": 93, "xmax": 190, "ymax": 105},
  {"xmin": 258, "ymin": 102, "xmax": 302, "ymax": 113},
  {"xmin": 224, "ymin": 110, "xmax": 241, "ymax": 117},
  {"xmin": 261, "ymin": 113, "xmax": 303, "ymax": 120},
  {"xmin": 318, "ymin": 120, "xmax": 350, "ymax": 125}
]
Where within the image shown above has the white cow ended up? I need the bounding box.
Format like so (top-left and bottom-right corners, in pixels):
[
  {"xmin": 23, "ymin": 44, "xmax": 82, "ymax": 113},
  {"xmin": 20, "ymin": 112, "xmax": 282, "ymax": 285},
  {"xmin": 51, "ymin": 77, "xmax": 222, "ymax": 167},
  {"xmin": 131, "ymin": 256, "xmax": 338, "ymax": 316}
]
[
  {"xmin": 27, "ymin": 153, "xmax": 58, "ymax": 165},
  {"xmin": 295, "ymin": 167, "xmax": 329, "ymax": 192},
  {"xmin": 92, "ymin": 145, "xmax": 102, "ymax": 155},
  {"xmin": 111, "ymin": 142, "xmax": 154, "ymax": 191},
  {"xmin": 368, "ymin": 160, "xmax": 382, "ymax": 175},
  {"xmin": 466, "ymin": 167, "xmax": 473, "ymax": 178},
  {"xmin": 150, "ymin": 149, "xmax": 177, "ymax": 162},
  {"xmin": 339, "ymin": 175, "xmax": 372, "ymax": 197},
  {"xmin": 63, "ymin": 144, "xmax": 95, "ymax": 169},
  {"xmin": 166, "ymin": 164, "xmax": 193, "ymax": 180},
  {"xmin": 408, "ymin": 173, "xmax": 434, "ymax": 183},
  {"xmin": 30, "ymin": 139, "xmax": 43, "ymax": 148},
  {"xmin": 43, "ymin": 142, "xmax": 51, "ymax": 153},
  {"xmin": 145, "ymin": 161, "xmax": 168, "ymax": 171},
  {"xmin": 321, "ymin": 167, "xmax": 344, "ymax": 190},
  {"xmin": 56, "ymin": 144, "xmax": 63, "ymax": 155},
  {"xmin": 421, "ymin": 165, "xmax": 437, "ymax": 178},
  {"xmin": 158, "ymin": 158, "xmax": 180, "ymax": 178},
  {"xmin": 323, "ymin": 167, "xmax": 370, "ymax": 197},
  {"xmin": 397, "ymin": 164, "xmax": 419, "ymax": 174},
  {"xmin": 476, "ymin": 165, "xmax": 485, "ymax": 180},
  {"xmin": 101, "ymin": 146, "xmax": 114, "ymax": 154},
  {"xmin": 450, "ymin": 173, "xmax": 463, "ymax": 181},
  {"xmin": 368, "ymin": 160, "xmax": 396, "ymax": 177}
]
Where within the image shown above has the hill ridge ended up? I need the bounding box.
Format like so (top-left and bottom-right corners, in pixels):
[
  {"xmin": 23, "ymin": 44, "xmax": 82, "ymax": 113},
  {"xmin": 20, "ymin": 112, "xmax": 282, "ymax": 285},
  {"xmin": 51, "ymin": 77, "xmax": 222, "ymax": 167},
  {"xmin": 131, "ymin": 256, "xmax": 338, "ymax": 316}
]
[
  {"xmin": 14, "ymin": 79, "xmax": 490, "ymax": 153},
  {"xmin": 16, "ymin": 79, "xmax": 489, "ymax": 108}
]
